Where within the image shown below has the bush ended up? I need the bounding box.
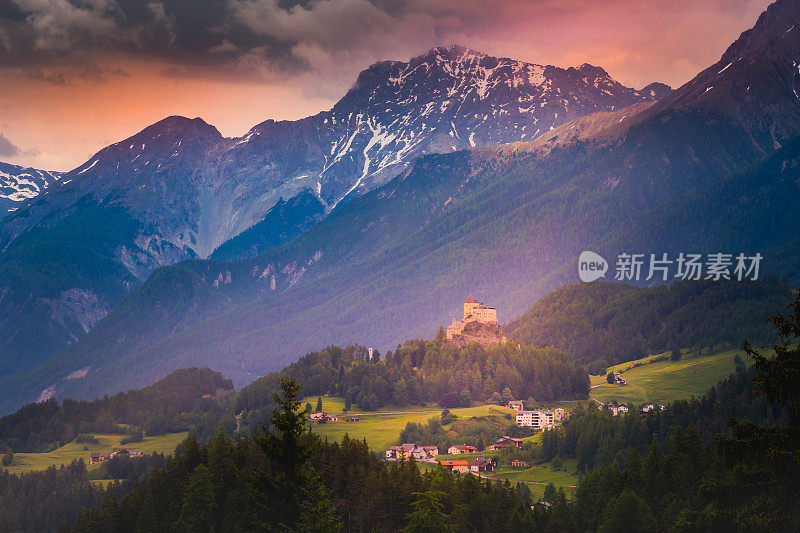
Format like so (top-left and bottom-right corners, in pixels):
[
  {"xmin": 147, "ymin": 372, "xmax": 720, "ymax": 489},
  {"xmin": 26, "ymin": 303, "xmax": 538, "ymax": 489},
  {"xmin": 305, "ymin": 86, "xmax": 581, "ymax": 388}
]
[
  {"xmin": 75, "ymin": 433, "xmax": 99, "ymax": 445},
  {"xmin": 440, "ymin": 409, "xmax": 458, "ymax": 425},
  {"xmin": 2, "ymin": 453, "xmax": 13, "ymax": 466},
  {"xmin": 121, "ymin": 428, "xmax": 144, "ymax": 445},
  {"xmin": 439, "ymin": 392, "xmax": 460, "ymax": 408},
  {"xmin": 670, "ymin": 347, "xmax": 682, "ymax": 361}
]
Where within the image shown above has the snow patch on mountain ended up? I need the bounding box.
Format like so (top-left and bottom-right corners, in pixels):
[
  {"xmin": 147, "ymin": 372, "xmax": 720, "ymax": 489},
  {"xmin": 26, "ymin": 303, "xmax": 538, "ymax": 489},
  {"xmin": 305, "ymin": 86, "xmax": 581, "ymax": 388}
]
[{"xmin": 0, "ymin": 162, "xmax": 62, "ymax": 213}]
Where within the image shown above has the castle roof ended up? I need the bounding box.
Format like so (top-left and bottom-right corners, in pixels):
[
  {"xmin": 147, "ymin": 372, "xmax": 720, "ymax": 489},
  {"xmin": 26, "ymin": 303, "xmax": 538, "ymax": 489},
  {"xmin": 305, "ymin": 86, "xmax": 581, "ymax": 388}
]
[{"xmin": 464, "ymin": 297, "xmax": 479, "ymax": 303}]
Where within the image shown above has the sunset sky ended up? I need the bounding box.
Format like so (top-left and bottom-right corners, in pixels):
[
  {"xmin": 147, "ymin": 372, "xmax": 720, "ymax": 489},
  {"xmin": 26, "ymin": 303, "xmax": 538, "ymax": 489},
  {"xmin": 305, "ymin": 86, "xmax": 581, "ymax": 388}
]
[{"xmin": 0, "ymin": 0, "xmax": 773, "ymax": 171}]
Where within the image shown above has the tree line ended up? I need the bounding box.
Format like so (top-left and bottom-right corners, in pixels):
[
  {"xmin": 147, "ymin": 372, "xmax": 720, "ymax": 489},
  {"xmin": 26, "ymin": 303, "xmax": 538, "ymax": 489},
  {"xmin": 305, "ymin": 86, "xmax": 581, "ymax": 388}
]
[
  {"xmin": 259, "ymin": 337, "xmax": 588, "ymax": 414},
  {"xmin": 531, "ymin": 289, "xmax": 800, "ymax": 531},
  {"xmin": 67, "ymin": 378, "xmax": 543, "ymax": 532},
  {"xmin": 506, "ymin": 277, "xmax": 790, "ymax": 373},
  {"xmin": 0, "ymin": 368, "xmax": 232, "ymax": 453}
]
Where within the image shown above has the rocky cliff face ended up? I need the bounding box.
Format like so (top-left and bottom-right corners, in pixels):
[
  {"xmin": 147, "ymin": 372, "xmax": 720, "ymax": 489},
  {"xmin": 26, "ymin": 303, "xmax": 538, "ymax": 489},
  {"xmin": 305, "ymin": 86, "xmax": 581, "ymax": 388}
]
[{"xmin": 447, "ymin": 321, "xmax": 508, "ymax": 348}]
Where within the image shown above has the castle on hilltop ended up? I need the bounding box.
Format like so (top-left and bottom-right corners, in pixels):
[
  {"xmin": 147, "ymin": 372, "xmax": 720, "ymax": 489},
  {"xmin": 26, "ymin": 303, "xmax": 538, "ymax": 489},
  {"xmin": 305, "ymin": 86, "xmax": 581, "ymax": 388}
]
[{"xmin": 446, "ymin": 297, "xmax": 500, "ymax": 340}]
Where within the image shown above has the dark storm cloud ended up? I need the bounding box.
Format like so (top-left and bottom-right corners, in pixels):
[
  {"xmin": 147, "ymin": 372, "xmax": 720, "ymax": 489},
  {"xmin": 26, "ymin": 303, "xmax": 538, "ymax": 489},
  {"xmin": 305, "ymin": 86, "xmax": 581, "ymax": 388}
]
[
  {"xmin": 0, "ymin": 0, "xmax": 296, "ymax": 75},
  {"xmin": 0, "ymin": 0, "xmax": 771, "ymax": 87},
  {"xmin": 0, "ymin": 133, "xmax": 19, "ymax": 157}
]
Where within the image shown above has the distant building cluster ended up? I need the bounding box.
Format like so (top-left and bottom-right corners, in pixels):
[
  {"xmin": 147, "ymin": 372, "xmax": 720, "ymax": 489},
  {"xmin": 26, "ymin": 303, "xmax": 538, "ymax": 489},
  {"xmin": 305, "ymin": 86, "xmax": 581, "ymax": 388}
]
[
  {"xmin": 508, "ymin": 400, "xmax": 566, "ymax": 429},
  {"xmin": 439, "ymin": 456, "xmax": 497, "ymax": 474},
  {"xmin": 447, "ymin": 444, "xmax": 477, "ymax": 454},
  {"xmin": 603, "ymin": 402, "xmax": 666, "ymax": 415},
  {"xmin": 605, "ymin": 403, "xmax": 629, "ymax": 416},
  {"xmin": 309, "ymin": 412, "xmax": 359, "ymax": 422},
  {"xmin": 446, "ymin": 297, "xmax": 499, "ymax": 340},
  {"xmin": 515, "ymin": 408, "xmax": 566, "ymax": 429},
  {"xmin": 641, "ymin": 403, "xmax": 666, "ymax": 413},
  {"xmin": 488, "ymin": 436, "xmax": 524, "ymax": 450},
  {"xmin": 89, "ymin": 448, "xmax": 144, "ymax": 464},
  {"xmin": 385, "ymin": 443, "xmax": 439, "ymax": 461}
]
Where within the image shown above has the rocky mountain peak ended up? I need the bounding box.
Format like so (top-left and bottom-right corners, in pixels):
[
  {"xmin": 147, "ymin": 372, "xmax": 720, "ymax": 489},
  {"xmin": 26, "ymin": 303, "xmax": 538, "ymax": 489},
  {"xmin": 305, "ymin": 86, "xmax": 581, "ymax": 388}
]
[{"xmin": 721, "ymin": 0, "xmax": 800, "ymax": 64}]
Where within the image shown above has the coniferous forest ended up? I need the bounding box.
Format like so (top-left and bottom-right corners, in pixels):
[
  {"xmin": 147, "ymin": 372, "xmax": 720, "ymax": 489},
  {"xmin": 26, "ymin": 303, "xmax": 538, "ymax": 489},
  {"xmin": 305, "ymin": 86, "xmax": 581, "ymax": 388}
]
[{"xmin": 0, "ymin": 290, "xmax": 798, "ymax": 531}]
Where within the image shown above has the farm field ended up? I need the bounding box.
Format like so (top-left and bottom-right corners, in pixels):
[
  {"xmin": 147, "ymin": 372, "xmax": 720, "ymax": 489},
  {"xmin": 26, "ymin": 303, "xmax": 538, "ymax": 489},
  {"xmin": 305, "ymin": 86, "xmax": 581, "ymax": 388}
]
[
  {"xmin": 309, "ymin": 404, "xmax": 517, "ymax": 452},
  {"xmin": 591, "ymin": 349, "xmax": 758, "ymax": 405},
  {"xmin": 0, "ymin": 432, "xmax": 188, "ymax": 476},
  {"xmin": 490, "ymin": 462, "xmax": 579, "ymax": 499}
]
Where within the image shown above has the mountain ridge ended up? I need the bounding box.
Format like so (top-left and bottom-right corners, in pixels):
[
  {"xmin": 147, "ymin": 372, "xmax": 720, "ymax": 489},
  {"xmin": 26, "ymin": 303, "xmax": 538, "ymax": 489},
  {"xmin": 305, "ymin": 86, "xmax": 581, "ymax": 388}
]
[
  {"xmin": 5, "ymin": 0, "xmax": 798, "ymax": 412},
  {"xmin": 1, "ymin": 45, "xmax": 668, "ymax": 261},
  {"xmin": 0, "ymin": 45, "xmax": 671, "ymax": 381}
]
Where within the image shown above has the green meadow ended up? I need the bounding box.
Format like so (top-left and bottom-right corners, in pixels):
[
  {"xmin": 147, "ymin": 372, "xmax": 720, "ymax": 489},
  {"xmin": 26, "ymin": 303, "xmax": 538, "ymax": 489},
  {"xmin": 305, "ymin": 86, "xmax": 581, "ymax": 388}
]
[
  {"xmin": 0, "ymin": 432, "xmax": 188, "ymax": 476},
  {"xmin": 309, "ymin": 403, "xmax": 518, "ymax": 452},
  {"xmin": 491, "ymin": 461, "xmax": 579, "ymax": 500},
  {"xmin": 591, "ymin": 349, "xmax": 759, "ymax": 405}
]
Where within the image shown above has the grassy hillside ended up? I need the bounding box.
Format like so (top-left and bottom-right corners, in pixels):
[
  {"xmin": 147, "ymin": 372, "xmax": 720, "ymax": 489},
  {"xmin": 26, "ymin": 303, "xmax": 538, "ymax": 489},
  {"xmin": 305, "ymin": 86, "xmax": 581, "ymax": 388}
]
[
  {"xmin": 590, "ymin": 348, "xmax": 761, "ymax": 405},
  {"xmin": 506, "ymin": 278, "xmax": 789, "ymax": 373},
  {"xmin": 0, "ymin": 431, "xmax": 187, "ymax": 476},
  {"xmin": 309, "ymin": 404, "xmax": 515, "ymax": 452}
]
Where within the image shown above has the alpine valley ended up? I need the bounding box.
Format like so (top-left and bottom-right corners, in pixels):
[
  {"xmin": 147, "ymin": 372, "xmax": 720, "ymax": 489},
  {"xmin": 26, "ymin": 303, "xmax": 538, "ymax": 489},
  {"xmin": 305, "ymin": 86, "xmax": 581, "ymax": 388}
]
[{"xmin": 4, "ymin": 0, "xmax": 800, "ymax": 414}]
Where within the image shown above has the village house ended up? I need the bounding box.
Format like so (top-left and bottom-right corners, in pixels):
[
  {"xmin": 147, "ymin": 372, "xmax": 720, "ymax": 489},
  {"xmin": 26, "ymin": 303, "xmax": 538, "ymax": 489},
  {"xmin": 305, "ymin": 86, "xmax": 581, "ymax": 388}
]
[
  {"xmin": 507, "ymin": 400, "xmax": 525, "ymax": 411},
  {"xmin": 469, "ymin": 457, "xmax": 496, "ymax": 473},
  {"xmin": 412, "ymin": 446, "xmax": 440, "ymax": 461},
  {"xmin": 439, "ymin": 460, "xmax": 470, "ymax": 473},
  {"xmin": 386, "ymin": 444, "xmax": 438, "ymax": 462},
  {"xmin": 309, "ymin": 411, "xmax": 325, "ymax": 421},
  {"xmin": 447, "ymin": 444, "xmax": 478, "ymax": 455},
  {"xmin": 533, "ymin": 501, "xmax": 552, "ymax": 512},
  {"xmin": 606, "ymin": 403, "xmax": 629, "ymax": 416},
  {"xmin": 511, "ymin": 460, "xmax": 529, "ymax": 467},
  {"xmin": 385, "ymin": 443, "xmax": 416, "ymax": 461},
  {"xmin": 114, "ymin": 449, "xmax": 143, "ymax": 458},
  {"xmin": 489, "ymin": 436, "xmax": 524, "ymax": 450},
  {"xmin": 89, "ymin": 449, "xmax": 144, "ymax": 464},
  {"xmin": 611, "ymin": 372, "xmax": 627, "ymax": 385},
  {"xmin": 327, "ymin": 414, "xmax": 338, "ymax": 422},
  {"xmin": 89, "ymin": 452, "xmax": 110, "ymax": 464},
  {"xmin": 446, "ymin": 297, "xmax": 499, "ymax": 340},
  {"xmin": 515, "ymin": 408, "xmax": 566, "ymax": 429}
]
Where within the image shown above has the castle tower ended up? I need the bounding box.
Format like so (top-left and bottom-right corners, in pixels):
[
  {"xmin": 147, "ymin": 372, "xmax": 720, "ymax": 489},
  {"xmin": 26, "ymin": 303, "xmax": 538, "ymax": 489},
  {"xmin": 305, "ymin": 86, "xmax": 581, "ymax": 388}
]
[{"xmin": 463, "ymin": 296, "xmax": 480, "ymax": 318}]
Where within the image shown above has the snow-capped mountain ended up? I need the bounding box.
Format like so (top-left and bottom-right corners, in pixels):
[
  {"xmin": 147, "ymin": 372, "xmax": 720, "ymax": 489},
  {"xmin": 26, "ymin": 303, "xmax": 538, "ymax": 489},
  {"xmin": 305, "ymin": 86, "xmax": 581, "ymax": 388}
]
[
  {"xmin": 238, "ymin": 46, "xmax": 670, "ymax": 210},
  {"xmin": 0, "ymin": 162, "xmax": 61, "ymax": 216},
  {"xmin": 0, "ymin": 46, "xmax": 669, "ymax": 265}
]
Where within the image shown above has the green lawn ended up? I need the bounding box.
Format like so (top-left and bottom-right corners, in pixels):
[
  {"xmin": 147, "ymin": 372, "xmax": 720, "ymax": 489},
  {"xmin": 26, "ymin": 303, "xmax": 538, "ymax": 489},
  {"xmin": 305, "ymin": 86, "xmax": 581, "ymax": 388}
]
[
  {"xmin": 590, "ymin": 352, "xmax": 670, "ymax": 386},
  {"xmin": 301, "ymin": 395, "xmax": 348, "ymax": 413},
  {"xmin": 487, "ymin": 459, "xmax": 579, "ymax": 500},
  {"xmin": 310, "ymin": 404, "xmax": 517, "ymax": 452},
  {"xmin": 591, "ymin": 349, "xmax": 758, "ymax": 405},
  {"xmin": 0, "ymin": 432, "xmax": 188, "ymax": 475},
  {"xmin": 301, "ymin": 395, "xmax": 447, "ymax": 415}
]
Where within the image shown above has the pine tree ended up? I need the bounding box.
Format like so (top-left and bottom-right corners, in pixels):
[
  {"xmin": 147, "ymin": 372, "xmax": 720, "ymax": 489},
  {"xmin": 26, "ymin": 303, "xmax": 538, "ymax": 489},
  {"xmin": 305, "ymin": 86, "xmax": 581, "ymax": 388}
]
[
  {"xmin": 401, "ymin": 474, "xmax": 452, "ymax": 532},
  {"xmin": 177, "ymin": 464, "xmax": 217, "ymax": 532},
  {"xmin": 598, "ymin": 490, "xmax": 656, "ymax": 533},
  {"xmin": 315, "ymin": 396, "xmax": 323, "ymax": 413},
  {"xmin": 245, "ymin": 377, "xmax": 341, "ymax": 532}
]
